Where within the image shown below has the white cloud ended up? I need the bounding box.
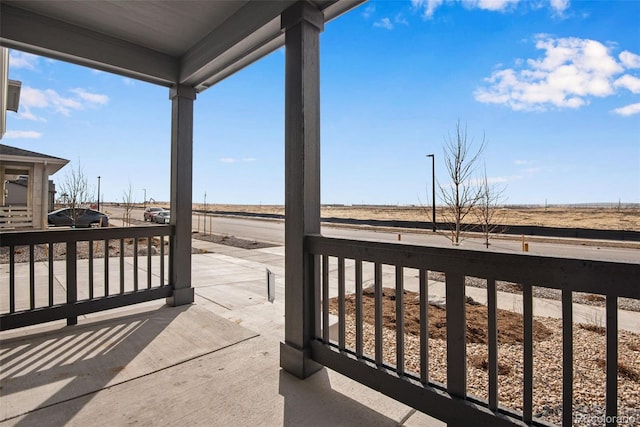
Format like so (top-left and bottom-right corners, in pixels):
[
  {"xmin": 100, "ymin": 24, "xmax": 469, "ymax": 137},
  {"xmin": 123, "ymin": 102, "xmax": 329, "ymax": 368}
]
[
  {"xmin": 16, "ymin": 86, "xmax": 109, "ymax": 120},
  {"xmin": 219, "ymin": 158, "xmax": 236, "ymax": 163},
  {"xmin": 549, "ymin": 0, "xmax": 570, "ymax": 15},
  {"xmin": 620, "ymin": 51, "xmax": 640, "ymax": 69},
  {"xmin": 474, "ymin": 35, "xmax": 638, "ymax": 111},
  {"xmin": 395, "ymin": 14, "xmax": 409, "ymax": 26},
  {"xmin": 9, "ymin": 51, "xmax": 40, "ymax": 70},
  {"xmin": 122, "ymin": 78, "xmax": 135, "ymax": 86},
  {"xmin": 413, "ymin": 0, "xmax": 566, "ymax": 18},
  {"xmin": 612, "ymin": 103, "xmax": 640, "ymax": 117},
  {"xmin": 614, "ymin": 75, "xmax": 640, "ymax": 94},
  {"xmin": 4, "ymin": 130, "xmax": 42, "ymax": 139},
  {"xmin": 362, "ymin": 4, "xmax": 375, "ymax": 19},
  {"xmin": 412, "ymin": 0, "xmax": 444, "ymax": 19},
  {"xmin": 464, "ymin": 0, "xmax": 519, "ymax": 12},
  {"xmin": 70, "ymin": 88, "xmax": 109, "ymax": 105},
  {"xmin": 514, "ymin": 159, "xmax": 531, "ymax": 165},
  {"xmin": 373, "ymin": 18, "xmax": 394, "ymax": 30}
]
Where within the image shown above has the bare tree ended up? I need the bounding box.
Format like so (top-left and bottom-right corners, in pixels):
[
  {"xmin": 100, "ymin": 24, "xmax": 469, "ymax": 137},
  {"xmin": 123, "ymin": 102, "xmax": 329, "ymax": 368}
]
[
  {"xmin": 438, "ymin": 120, "xmax": 485, "ymax": 245},
  {"xmin": 122, "ymin": 181, "xmax": 136, "ymax": 225},
  {"xmin": 475, "ymin": 166, "xmax": 507, "ymax": 248},
  {"xmin": 59, "ymin": 161, "xmax": 91, "ymax": 225}
]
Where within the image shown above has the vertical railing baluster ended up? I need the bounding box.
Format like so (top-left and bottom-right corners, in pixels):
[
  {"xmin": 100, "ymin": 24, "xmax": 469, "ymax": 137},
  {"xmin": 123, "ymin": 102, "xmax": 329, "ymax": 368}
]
[
  {"xmin": 322, "ymin": 254, "xmax": 329, "ymax": 343},
  {"xmin": 488, "ymin": 277, "xmax": 498, "ymax": 411},
  {"xmin": 606, "ymin": 295, "xmax": 618, "ymax": 427},
  {"xmin": 523, "ymin": 284, "xmax": 533, "ymax": 424},
  {"xmin": 89, "ymin": 240, "xmax": 94, "ymax": 300},
  {"xmin": 160, "ymin": 235, "xmax": 165, "ymax": 286},
  {"xmin": 375, "ymin": 262, "xmax": 383, "ymax": 367},
  {"xmin": 29, "ymin": 244, "xmax": 35, "ymax": 310},
  {"xmin": 66, "ymin": 241, "xmax": 77, "ymax": 326},
  {"xmin": 313, "ymin": 253, "xmax": 321, "ymax": 339},
  {"xmin": 420, "ymin": 269, "xmax": 428, "ymax": 384},
  {"xmin": 119, "ymin": 238, "xmax": 125, "ymax": 294},
  {"xmin": 338, "ymin": 257, "xmax": 345, "ymax": 351},
  {"xmin": 133, "ymin": 238, "xmax": 139, "ymax": 291},
  {"xmin": 446, "ymin": 272, "xmax": 466, "ymax": 398},
  {"xmin": 355, "ymin": 259, "xmax": 363, "ymax": 358},
  {"xmin": 147, "ymin": 237, "xmax": 152, "ymax": 289},
  {"xmin": 104, "ymin": 239, "xmax": 109, "ymax": 296},
  {"xmin": 9, "ymin": 245, "xmax": 15, "ymax": 313},
  {"xmin": 562, "ymin": 289, "xmax": 573, "ymax": 427},
  {"xmin": 396, "ymin": 265, "xmax": 404, "ymax": 376},
  {"xmin": 48, "ymin": 242, "xmax": 54, "ymax": 306}
]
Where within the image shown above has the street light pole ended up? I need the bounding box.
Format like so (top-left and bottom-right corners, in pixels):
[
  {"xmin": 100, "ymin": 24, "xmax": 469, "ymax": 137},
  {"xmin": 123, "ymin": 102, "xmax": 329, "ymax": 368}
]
[
  {"xmin": 142, "ymin": 188, "xmax": 147, "ymax": 210},
  {"xmin": 426, "ymin": 154, "xmax": 436, "ymax": 232},
  {"xmin": 97, "ymin": 176, "xmax": 101, "ymax": 211}
]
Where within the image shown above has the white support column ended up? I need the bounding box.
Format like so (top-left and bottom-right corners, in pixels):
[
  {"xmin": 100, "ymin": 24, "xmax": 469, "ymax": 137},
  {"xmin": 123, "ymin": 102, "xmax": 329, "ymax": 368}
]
[
  {"xmin": 167, "ymin": 84, "xmax": 196, "ymax": 306},
  {"xmin": 279, "ymin": 1, "xmax": 324, "ymax": 379}
]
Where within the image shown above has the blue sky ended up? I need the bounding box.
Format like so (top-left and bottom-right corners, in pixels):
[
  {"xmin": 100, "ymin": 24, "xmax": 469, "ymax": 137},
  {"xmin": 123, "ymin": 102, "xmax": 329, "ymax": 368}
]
[{"xmin": 4, "ymin": 0, "xmax": 640, "ymax": 206}]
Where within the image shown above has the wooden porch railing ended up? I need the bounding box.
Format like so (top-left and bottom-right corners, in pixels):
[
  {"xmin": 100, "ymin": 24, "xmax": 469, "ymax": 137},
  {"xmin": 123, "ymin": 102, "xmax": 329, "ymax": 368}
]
[
  {"xmin": 305, "ymin": 235, "xmax": 639, "ymax": 427},
  {"xmin": 0, "ymin": 226, "xmax": 173, "ymax": 330}
]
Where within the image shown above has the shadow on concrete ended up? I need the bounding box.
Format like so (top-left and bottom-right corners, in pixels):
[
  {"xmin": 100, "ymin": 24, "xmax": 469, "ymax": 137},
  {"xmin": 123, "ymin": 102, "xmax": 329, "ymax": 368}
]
[
  {"xmin": 279, "ymin": 369, "xmax": 401, "ymax": 426},
  {"xmin": 0, "ymin": 305, "xmax": 189, "ymax": 426}
]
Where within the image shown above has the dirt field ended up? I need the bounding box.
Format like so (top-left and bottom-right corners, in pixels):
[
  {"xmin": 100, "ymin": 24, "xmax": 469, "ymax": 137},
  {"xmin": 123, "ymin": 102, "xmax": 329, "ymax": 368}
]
[{"xmin": 190, "ymin": 204, "xmax": 640, "ymax": 231}]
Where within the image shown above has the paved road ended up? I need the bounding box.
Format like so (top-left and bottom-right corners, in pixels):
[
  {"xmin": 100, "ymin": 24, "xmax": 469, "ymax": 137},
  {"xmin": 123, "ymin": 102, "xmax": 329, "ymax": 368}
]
[{"xmin": 108, "ymin": 206, "xmax": 640, "ymax": 263}]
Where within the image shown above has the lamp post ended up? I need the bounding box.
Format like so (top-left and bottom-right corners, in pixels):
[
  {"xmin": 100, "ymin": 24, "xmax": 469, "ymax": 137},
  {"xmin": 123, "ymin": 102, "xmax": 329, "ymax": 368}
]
[
  {"xmin": 426, "ymin": 154, "xmax": 436, "ymax": 232},
  {"xmin": 97, "ymin": 176, "xmax": 101, "ymax": 211},
  {"xmin": 142, "ymin": 188, "xmax": 147, "ymax": 210}
]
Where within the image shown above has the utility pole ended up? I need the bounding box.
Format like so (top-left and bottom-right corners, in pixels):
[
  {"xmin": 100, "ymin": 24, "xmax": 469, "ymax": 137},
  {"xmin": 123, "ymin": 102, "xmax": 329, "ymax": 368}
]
[
  {"xmin": 97, "ymin": 176, "xmax": 101, "ymax": 211},
  {"xmin": 426, "ymin": 154, "xmax": 436, "ymax": 232},
  {"xmin": 142, "ymin": 188, "xmax": 147, "ymax": 210}
]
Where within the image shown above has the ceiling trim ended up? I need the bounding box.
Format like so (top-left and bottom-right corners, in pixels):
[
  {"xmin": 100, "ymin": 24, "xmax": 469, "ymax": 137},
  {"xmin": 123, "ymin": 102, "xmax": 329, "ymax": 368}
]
[{"xmin": 179, "ymin": 1, "xmax": 296, "ymax": 87}]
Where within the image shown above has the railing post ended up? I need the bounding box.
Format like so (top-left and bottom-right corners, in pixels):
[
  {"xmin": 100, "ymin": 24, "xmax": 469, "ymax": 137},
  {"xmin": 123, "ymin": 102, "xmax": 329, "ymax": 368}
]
[
  {"xmin": 279, "ymin": 1, "xmax": 324, "ymax": 379},
  {"xmin": 66, "ymin": 241, "xmax": 78, "ymax": 325},
  {"xmin": 446, "ymin": 272, "xmax": 466, "ymax": 398}
]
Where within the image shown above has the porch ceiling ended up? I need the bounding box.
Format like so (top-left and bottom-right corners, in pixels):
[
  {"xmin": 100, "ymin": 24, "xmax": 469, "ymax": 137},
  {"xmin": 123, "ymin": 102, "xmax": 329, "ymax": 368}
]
[{"xmin": 0, "ymin": 0, "xmax": 363, "ymax": 92}]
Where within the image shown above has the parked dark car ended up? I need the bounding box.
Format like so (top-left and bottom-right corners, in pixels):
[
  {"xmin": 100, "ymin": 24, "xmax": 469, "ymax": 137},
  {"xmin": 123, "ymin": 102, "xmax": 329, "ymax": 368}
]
[
  {"xmin": 143, "ymin": 207, "xmax": 165, "ymax": 221},
  {"xmin": 153, "ymin": 211, "xmax": 170, "ymax": 224},
  {"xmin": 48, "ymin": 208, "xmax": 109, "ymax": 228}
]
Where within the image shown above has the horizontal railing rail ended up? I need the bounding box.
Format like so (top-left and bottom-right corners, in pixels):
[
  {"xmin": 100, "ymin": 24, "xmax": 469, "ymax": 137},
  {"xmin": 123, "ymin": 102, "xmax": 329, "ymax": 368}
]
[
  {"xmin": 305, "ymin": 235, "xmax": 640, "ymax": 427},
  {"xmin": 0, "ymin": 225, "xmax": 174, "ymax": 330},
  {"xmin": 0, "ymin": 205, "xmax": 33, "ymax": 229}
]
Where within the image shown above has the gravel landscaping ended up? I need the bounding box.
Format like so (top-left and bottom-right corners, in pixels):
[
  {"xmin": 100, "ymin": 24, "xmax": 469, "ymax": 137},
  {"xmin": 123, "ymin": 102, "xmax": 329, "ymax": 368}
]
[{"xmin": 329, "ymin": 288, "xmax": 640, "ymax": 426}]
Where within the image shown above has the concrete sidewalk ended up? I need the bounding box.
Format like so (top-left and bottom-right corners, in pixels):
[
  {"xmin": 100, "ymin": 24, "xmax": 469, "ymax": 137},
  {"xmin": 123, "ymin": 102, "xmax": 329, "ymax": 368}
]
[{"xmin": 1, "ymin": 236, "xmax": 637, "ymax": 426}]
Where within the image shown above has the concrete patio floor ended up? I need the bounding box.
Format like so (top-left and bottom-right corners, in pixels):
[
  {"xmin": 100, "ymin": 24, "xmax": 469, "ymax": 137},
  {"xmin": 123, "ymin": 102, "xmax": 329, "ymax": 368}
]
[
  {"xmin": 0, "ymin": 239, "xmax": 444, "ymax": 426},
  {"xmin": 2, "ymin": 237, "xmax": 636, "ymax": 426}
]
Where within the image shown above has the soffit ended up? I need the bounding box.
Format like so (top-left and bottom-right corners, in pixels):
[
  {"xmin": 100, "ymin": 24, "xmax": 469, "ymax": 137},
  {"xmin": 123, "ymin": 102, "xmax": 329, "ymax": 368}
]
[{"xmin": 0, "ymin": 0, "xmax": 363, "ymax": 92}]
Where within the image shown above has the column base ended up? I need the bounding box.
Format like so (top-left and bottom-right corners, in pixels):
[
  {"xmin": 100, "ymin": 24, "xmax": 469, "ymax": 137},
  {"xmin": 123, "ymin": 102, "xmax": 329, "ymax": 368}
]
[
  {"xmin": 167, "ymin": 287, "xmax": 194, "ymax": 307},
  {"xmin": 280, "ymin": 341, "xmax": 323, "ymax": 379}
]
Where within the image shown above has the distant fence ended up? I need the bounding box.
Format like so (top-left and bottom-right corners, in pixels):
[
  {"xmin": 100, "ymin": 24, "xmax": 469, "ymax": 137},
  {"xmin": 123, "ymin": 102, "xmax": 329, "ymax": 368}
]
[
  {"xmin": 0, "ymin": 206, "xmax": 33, "ymax": 229},
  {"xmin": 200, "ymin": 210, "xmax": 640, "ymax": 242}
]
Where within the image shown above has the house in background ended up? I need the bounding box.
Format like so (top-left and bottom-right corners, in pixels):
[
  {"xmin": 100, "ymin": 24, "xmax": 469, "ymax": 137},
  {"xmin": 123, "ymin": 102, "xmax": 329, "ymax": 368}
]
[
  {"xmin": 5, "ymin": 175, "xmax": 58, "ymax": 212},
  {"xmin": 1, "ymin": 46, "xmax": 66, "ymax": 229},
  {"xmin": 0, "ymin": 144, "xmax": 68, "ymax": 229}
]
